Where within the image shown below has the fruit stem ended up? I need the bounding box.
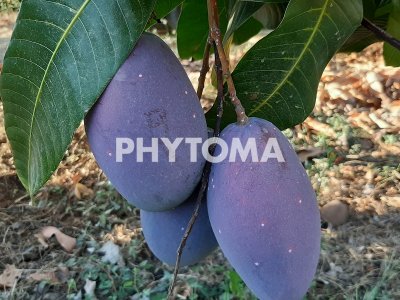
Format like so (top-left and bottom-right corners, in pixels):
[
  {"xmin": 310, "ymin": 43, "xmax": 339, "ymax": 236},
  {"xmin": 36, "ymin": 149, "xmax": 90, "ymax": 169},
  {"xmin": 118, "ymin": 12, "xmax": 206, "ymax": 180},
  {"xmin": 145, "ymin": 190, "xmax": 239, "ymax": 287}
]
[
  {"xmin": 207, "ymin": 0, "xmax": 248, "ymax": 125},
  {"xmin": 167, "ymin": 41, "xmax": 225, "ymax": 300},
  {"xmin": 214, "ymin": 42, "xmax": 225, "ymax": 135},
  {"xmin": 197, "ymin": 35, "xmax": 212, "ymax": 100}
]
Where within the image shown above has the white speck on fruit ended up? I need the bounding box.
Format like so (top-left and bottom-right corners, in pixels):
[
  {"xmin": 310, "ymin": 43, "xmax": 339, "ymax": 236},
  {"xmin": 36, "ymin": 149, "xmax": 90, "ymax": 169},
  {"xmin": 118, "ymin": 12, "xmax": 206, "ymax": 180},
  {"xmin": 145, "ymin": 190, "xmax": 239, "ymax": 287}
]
[
  {"xmin": 254, "ymin": 262, "xmax": 260, "ymax": 266},
  {"xmin": 299, "ymin": 199, "xmax": 302, "ymax": 204},
  {"xmin": 261, "ymin": 223, "xmax": 265, "ymax": 227},
  {"xmin": 185, "ymin": 90, "xmax": 188, "ymax": 95},
  {"xmin": 212, "ymin": 185, "xmax": 215, "ymax": 189},
  {"xmin": 218, "ymin": 229, "xmax": 222, "ymax": 234},
  {"xmin": 193, "ymin": 113, "xmax": 196, "ymax": 118},
  {"xmin": 288, "ymin": 249, "xmax": 293, "ymax": 253},
  {"xmin": 108, "ymin": 152, "xmax": 112, "ymax": 157},
  {"xmin": 281, "ymin": 51, "xmax": 285, "ymax": 55},
  {"xmin": 139, "ymin": 74, "xmax": 143, "ymax": 78},
  {"xmin": 181, "ymin": 227, "xmax": 185, "ymax": 231}
]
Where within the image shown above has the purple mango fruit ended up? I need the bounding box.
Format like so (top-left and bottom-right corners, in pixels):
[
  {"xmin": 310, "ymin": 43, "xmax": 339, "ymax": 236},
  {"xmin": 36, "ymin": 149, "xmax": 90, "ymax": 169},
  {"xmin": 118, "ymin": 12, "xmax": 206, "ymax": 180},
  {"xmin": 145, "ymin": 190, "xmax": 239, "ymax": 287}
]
[
  {"xmin": 208, "ymin": 117, "xmax": 320, "ymax": 300},
  {"xmin": 141, "ymin": 188, "xmax": 218, "ymax": 266},
  {"xmin": 85, "ymin": 33, "xmax": 207, "ymax": 211}
]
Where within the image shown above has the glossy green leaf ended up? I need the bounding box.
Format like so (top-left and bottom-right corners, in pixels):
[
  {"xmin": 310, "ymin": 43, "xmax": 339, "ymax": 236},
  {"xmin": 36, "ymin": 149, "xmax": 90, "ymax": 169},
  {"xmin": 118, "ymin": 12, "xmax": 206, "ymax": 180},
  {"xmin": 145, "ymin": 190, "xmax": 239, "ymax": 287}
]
[
  {"xmin": 340, "ymin": 17, "xmax": 387, "ymax": 52},
  {"xmin": 340, "ymin": 0, "xmax": 391, "ymax": 52},
  {"xmin": 243, "ymin": 0, "xmax": 288, "ymax": 3},
  {"xmin": 0, "ymin": 0, "xmax": 156, "ymax": 194},
  {"xmin": 210, "ymin": 0, "xmax": 362, "ymax": 130},
  {"xmin": 233, "ymin": 17, "xmax": 263, "ymax": 45},
  {"xmin": 253, "ymin": 2, "xmax": 286, "ymax": 29},
  {"xmin": 154, "ymin": 0, "xmax": 183, "ymax": 18},
  {"xmin": 177, "ymin": 0, "xmax": 229, "ymax": 60},
  {"xmin": 362, "ymin": 0, "xmax": 378, "ymax": 18},
  {"xmin": 224, "ymin": 1, "xmax": 263, "ymax": 42},
  {"xmin": 226, "ymin": 0, "xmax": 287, "ymax": 37},
  {"xmin": 383, "ymin": 0, "xmax": 400, "ymax": 66}
]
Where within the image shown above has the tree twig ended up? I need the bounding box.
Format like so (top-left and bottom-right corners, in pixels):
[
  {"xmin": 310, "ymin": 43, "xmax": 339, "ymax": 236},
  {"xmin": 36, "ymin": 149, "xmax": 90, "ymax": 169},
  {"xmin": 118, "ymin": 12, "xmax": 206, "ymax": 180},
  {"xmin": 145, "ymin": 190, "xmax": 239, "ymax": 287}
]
[
  {"xmin": 197, "ymin": 35, "xmax": 212, "ymax": 100},
  {"xmin": 362, "ymin": 18, "xmax": 400, "ymax": 51},
  {"xmin": 207, "ymin": 0, "xmax": 248, "ymax": 125},
  {"xmin": 214, "ymin": 43, "xmax": 225, "ymax": 136},
  {"xmin": 167, "ymin": 42, "xmax": 224, "ymax": 300}
]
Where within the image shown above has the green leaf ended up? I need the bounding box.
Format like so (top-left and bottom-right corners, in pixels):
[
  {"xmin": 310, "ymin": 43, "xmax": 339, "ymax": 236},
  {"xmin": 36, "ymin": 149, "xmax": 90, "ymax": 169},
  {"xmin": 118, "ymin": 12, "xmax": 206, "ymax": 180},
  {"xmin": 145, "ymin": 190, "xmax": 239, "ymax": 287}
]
[
  {"xmin": 210, "ymin": 0, "xmax": 362, "ymax": 130},
  {"xmin": 253, "ymin": 2, "xmax": 286, "ymax": 29},
  {"xmin": 362, "ymin": 0, "xmax": 379, "ymax": 18},
  {"xmin": 340, "ymin": 0, "xmax": 391, "ymax": 52},
  {"xmin": 226, "ymin": 0, "xmax": 287, "ymax": 38},
  {"xmin": 147, "ymin": 0, "xmax": 183, "ymax": 28},
  {"xmin": 228, "ymin": 270, "xmax": 245, "ymax": 297},
  {"xmin": 154, "ymin": 0, "xmax": 183, "ymax": 18},
  {"xmin": 177, "ymin": 0, "xmax": 229, "ymax": 60},
  {"xmin": 0, "ymin": 0, "xmax": 156, "ymax": 194},
  {"xmin": 233, "ymin": 17, "xmax": 263, "ymax": 45},
  {"xmin": 224, "ymin": 1, "xmax": 263, "ymax": 42},
  {"xmin": 340, "ymin": 17, "xmax": 387, "ymax": 52},
  {"xmin": 383, "ymin": 0, "xmax": 400, "ymax": 66},
  {"xmin": 243, "ymin": 0, "xmax": 288, "ymax": 3}
]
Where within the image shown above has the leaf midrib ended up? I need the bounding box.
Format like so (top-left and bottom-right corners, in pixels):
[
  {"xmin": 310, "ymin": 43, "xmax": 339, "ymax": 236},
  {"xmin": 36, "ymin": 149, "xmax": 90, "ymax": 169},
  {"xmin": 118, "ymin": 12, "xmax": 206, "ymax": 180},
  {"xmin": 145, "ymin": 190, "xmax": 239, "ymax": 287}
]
[
  {"xmin": 27, "ymin": 0, "xmax": 92, "ymax": 193},
  {"xmin": 248, "ymin": 0, "xmax": 332, "ymax": 117}
]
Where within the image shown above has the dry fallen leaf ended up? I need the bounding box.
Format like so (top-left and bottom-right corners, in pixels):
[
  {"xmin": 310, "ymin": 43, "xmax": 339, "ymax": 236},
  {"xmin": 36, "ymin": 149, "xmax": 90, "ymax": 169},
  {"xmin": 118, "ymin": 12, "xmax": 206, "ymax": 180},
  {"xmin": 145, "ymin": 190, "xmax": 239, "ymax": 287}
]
[
  {"xmin": 99, "ymin": 241, "xmax": 124, "ymax": 266},
  {"xmin": 84, "ymin": 279, "xmax": 97, "ymax": 298},
  {"xmin": 0, "ymin": 264, "xmax": 22, "ymax": 288},
  {"xmin": 296, "ymin": 147, "xmax": 325, "ymax": 162},
  {"xmin": 29, "ymin": 267, "xmax": 70, "ymax": 284},
  {"xmin": 304, "ymin": 117, "xmax": 336, "ymax": 137},
  {"xmin": 381, "ymin": 196, "xmax": 400, "ymax": 209},
  {"xmin": 71, "ymin": 173, "xmax": 83, "ymax": 185},
  {"xmin": 103, "ymin": 224, "xmax": 141, "ymax": 246},
  {"xmin": 29, "ymin": 271, "xmax": 59, "ymax": 284},
  {"xmin": 34, "ymin": 233, "xmax": 49, "ymax": 248},
  {"xmin": 74, "ymin": 182, "xmax": 94, "ymax": 200},
  {"xmin": 369, "ymin": 112, "xmax": 391, "ymax": 129},
  {"xmin": 37, "ymin": 226, "xmax": 76, "ymax": 253}
]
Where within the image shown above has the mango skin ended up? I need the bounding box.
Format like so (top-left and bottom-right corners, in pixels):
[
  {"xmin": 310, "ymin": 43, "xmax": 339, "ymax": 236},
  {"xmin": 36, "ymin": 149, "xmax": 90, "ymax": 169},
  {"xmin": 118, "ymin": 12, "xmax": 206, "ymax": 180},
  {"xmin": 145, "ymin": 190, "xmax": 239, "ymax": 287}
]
[
  {"xmin": 207, "ymin": 117, "xmax": 321, "ymax": 300},
  {"xmin": 141, "ymin": 189, "xmax": 218, "ymax": 266},
  {"xmin": 85, "ymin": 33, "xmax": 207, "ymax": 211}
]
